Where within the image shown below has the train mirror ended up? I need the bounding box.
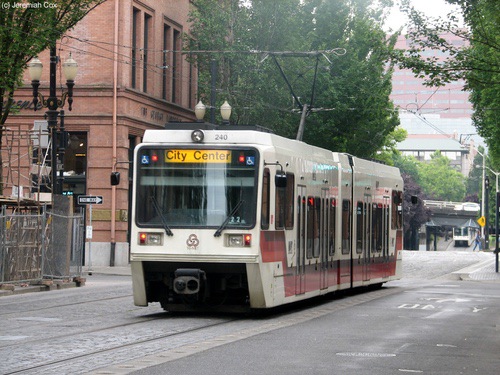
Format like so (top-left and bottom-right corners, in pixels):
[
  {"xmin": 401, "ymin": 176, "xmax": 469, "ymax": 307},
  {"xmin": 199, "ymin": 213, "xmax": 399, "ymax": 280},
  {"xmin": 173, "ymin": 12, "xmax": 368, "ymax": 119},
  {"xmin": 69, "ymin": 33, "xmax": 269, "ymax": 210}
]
[
  {"xmin": 110, "ymin": 171, "xmax": 121, "ymax": 186},
  {"xmin": 275, "ymin": 172, "xmax": 287, "ymax": 188}
]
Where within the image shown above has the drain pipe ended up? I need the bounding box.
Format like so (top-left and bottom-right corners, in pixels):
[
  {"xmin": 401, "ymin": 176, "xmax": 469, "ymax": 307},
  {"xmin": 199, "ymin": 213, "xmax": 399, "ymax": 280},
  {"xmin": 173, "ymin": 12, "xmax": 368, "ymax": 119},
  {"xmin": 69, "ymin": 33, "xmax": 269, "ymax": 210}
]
[{"xmin": 110, "ymin": 0, "xmax": 119, "ymax": 266}]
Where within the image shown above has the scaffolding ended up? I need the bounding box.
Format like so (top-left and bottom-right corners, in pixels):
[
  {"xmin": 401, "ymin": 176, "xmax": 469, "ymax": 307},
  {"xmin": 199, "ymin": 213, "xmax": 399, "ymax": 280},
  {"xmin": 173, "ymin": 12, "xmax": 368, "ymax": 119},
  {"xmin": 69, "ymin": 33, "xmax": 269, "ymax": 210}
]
[
  {"xmin": 1, "ymin": 121, "xmax": 52, "ymax": 205},
  {"xmin": 0, "ymin": 123, "xmax": 85, "ymax": 284}
]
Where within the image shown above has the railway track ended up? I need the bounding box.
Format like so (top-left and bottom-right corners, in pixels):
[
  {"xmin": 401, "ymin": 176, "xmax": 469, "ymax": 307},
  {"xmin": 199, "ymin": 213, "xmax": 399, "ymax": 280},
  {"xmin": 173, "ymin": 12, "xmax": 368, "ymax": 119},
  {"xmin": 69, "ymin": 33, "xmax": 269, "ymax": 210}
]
[{"xmin": 0, "ymin": 276, "xmax": 400, "ymax": 375}]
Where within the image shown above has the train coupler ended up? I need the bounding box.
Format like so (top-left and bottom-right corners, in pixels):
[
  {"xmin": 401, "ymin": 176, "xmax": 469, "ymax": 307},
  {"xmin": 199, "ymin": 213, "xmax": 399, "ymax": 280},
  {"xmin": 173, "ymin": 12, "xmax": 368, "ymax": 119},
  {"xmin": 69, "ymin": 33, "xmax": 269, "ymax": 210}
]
[{"xmin": 173, "ymin": 268, "xmax": 206, "ymax": 295}]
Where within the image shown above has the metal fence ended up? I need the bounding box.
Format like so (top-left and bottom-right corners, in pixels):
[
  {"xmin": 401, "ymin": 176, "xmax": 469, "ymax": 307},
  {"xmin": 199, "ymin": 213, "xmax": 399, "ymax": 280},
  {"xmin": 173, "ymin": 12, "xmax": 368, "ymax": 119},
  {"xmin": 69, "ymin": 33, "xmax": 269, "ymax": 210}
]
[{"xmin": 0, "ymin": 205, "xmax": 84, "ymax": 284}]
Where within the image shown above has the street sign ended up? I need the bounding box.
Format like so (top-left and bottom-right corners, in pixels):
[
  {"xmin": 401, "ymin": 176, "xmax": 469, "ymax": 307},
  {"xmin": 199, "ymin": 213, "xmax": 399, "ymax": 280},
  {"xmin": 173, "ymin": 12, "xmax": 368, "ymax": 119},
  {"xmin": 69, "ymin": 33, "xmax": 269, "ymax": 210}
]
[
  {"xmin": 78, "ymin": 195, "xmax": 103, "ymax": 205},
  {"xmin": 477, "ymin": 216, "xmax": 486, "ymax": 227}
]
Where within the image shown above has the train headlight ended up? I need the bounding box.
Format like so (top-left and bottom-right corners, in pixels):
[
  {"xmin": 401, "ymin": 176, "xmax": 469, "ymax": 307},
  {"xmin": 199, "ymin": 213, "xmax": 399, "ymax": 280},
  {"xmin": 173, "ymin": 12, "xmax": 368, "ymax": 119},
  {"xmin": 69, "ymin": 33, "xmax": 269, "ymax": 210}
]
[
  {"xmin": 227, "ymin": 234, "xmax": 251, "ymax": 247},
  {"xmin": 191, "ymin": 129, "xmax": 204, "ymax": 143},
  {"xmin": 138, "ymin": 232, "xmax": 163, "ymax": 245}
]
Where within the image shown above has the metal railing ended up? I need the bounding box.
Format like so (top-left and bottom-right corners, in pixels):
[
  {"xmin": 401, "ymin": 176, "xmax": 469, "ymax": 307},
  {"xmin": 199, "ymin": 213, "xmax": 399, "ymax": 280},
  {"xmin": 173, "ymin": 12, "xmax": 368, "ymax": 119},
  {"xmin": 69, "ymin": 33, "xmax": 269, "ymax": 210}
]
[{"xmin": 0, "ymin": 205, "xmax": 84, "ymax": 284}]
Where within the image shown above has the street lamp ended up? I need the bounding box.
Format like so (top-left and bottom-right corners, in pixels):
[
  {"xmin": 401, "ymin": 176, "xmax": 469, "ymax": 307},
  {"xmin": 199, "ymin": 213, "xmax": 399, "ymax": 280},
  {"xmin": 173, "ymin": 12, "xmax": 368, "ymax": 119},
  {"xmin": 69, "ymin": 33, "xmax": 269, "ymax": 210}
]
[
  {"xmin": 27, "ymin": 47, "xmax": 78, "ymax": 196},
  {"xmin": 194, "ymin": 100, "xmax": 206, "ymax": 121},
  {"xmin": 485, "ymin": 175, "xmax": 490, "ymax": 250},
  {"xmin": 220, "ymin": 100, "xmax": 231, "ymax": 125}
]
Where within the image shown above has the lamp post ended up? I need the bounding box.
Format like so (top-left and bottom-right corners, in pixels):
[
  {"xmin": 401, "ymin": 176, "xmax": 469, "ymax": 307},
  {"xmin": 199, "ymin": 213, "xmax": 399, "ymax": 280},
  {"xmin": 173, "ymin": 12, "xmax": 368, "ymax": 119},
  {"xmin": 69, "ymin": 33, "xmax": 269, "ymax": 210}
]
[
  {"xmin": 28, "ymin": 46, "xmax": 77, "ymax": 197},
  {"xmin": 194, "ymin": 100, "xmax": 231, "ymax": 125},
  {"xmin": 220, "ymin": 101, "xmax": 231, "ymax": 125},
  {"xmin": 484, "ymin": 175, "xmax": 490, "ymax": 250},
  {"xmin": 484, "ymin": 168, "xmax": 499, "ymax": 271}
]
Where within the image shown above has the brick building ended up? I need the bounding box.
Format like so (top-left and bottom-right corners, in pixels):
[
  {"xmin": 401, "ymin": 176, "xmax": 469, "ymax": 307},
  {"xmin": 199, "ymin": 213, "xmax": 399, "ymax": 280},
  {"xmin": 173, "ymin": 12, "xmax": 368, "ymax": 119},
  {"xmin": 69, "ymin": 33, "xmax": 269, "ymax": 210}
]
[{"xmin": 3, "ymin": 0, "xmax": 197, "ymax": 266}]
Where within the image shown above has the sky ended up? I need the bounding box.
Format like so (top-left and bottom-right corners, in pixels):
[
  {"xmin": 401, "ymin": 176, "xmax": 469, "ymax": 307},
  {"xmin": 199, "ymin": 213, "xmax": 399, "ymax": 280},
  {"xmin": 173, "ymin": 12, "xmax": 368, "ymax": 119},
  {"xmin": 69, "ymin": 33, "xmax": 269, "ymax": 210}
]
[{"xmin": 385, "ymin": 0, "xmax": 462, "ymax": 31}]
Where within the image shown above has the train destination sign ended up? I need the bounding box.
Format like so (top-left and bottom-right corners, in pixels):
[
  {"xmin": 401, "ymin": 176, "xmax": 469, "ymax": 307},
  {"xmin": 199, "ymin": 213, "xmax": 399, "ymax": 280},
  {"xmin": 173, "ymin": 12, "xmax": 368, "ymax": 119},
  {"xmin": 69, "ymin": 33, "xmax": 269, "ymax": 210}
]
[
  {"xmin": 78, "ymin": 195, "xmax": 103, "ymax": 205},
  {"xmin": 165, "ymin": 149, "xmax": 232, "ymax": 163}
]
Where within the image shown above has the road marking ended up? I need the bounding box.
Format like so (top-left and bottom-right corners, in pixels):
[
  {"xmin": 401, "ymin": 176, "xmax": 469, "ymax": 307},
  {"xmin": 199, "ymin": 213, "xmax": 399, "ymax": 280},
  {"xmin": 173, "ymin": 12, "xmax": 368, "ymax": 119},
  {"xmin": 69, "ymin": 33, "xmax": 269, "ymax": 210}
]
[{"xmin": 399, "ymin": 369, "xmax": 423, "ymax": 373}]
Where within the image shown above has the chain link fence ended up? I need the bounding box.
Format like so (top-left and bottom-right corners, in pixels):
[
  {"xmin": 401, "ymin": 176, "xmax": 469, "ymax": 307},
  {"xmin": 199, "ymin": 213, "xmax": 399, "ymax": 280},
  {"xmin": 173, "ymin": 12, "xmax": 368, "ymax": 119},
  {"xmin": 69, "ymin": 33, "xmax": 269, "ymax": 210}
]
[{"xmin": 0, "ymin": 205, "xmax": 84, "ymax": 284}]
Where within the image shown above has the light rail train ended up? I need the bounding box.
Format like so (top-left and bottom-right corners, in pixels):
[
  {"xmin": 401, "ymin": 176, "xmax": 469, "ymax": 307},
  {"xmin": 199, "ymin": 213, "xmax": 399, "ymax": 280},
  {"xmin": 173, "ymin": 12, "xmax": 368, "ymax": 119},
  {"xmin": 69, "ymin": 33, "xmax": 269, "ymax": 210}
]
[
  {"xmin": 453, "ymin": 220, "xmax": 479, "ymax": 247},
  {"xmin": 116, "ymin": 124, "xmax": 404, "ymax": 312}
]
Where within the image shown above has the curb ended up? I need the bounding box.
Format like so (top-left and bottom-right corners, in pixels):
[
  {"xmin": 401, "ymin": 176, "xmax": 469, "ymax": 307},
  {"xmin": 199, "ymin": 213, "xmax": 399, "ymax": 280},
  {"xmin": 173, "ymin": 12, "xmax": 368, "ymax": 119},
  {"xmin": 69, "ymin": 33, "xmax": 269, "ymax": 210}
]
[{"xmin": 451, "ymin": 259, "xmax": 497, "ymax": 281}]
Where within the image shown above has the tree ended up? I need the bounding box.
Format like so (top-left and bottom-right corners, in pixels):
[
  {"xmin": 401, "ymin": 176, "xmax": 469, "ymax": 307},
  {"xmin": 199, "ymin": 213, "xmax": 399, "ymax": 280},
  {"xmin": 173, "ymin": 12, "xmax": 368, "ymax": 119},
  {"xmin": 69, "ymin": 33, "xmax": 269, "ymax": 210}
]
[
  {"xmin": 394, "ymin": 0, "xmax": 500, "ymax": 168},
  {"xmin": 374, "ymin": 127, "xmax": 407, "ymax": 165},
  {"xmin": 0, "ymin": 0, "xmax": 105, "ymax": 194},
  {"xmin": 187, "ymin": 0, "xmax": 401, "ymax": 159},
  {"xmin": 402, "ymin": 173, "xmax": 430, "ymax": 250},
  {"xmin": 418, "ymin": 151, "xmax": 466, "ymax": 201}
]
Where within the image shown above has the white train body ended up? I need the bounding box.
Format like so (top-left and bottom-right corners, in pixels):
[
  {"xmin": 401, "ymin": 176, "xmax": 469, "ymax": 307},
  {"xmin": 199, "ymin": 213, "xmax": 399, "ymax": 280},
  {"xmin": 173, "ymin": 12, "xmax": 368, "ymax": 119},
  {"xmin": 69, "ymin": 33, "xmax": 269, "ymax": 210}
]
[{"xmin": 129, "ymin": 125, "xmax": 404, "ymax": 312}]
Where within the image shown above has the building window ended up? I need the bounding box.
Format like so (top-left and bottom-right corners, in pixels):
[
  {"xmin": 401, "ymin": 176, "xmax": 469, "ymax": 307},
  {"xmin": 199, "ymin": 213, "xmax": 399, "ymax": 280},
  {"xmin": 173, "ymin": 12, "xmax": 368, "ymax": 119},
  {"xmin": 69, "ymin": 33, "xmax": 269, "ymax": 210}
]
[
  {"xmin": 172, "ymin": 29, "xmax": 181, "ymax": 103},
  {"xmin": 143, "ymin": 13, "xmax": 152, "ymax": 93},
  {"xmin": 65, "ymin": 133, "xmax": 87, "ymax": 176},
  {"xmin": 162, "ymin": 24, "xmax": 169, "ymax": 100},
  {"xmin": 131, "ymin": 8, "xmax": 140, "ymax": 89}
]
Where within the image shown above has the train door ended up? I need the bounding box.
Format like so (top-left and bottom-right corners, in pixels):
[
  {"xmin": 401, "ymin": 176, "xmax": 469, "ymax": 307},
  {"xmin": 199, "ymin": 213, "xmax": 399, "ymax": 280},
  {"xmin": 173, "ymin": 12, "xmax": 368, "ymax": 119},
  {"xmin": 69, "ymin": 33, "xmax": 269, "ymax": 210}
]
[
  {"xmin": 296, "ymin": 185, "xmax": 307, "ymax": 295},
  {"xmin": 363, "ymin": 196, "xmax": 372, "ymax": 281},
  {"xmin": 382, "ymin": 196, "xmax": 390, "ymax": 277},
  {"xmin": 320, "ymin": 189, "xmax": 329, "ymax": 289}
]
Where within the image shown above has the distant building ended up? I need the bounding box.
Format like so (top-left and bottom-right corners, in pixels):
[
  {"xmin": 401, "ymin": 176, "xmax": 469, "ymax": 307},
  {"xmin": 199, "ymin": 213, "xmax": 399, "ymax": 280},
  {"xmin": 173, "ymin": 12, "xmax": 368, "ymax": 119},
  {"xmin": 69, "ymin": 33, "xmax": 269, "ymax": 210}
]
[
  {"xmin": 391, "ymin": 33, "xmax": 484, "ymax": 175},
  {"xmin": 397, "ymin": 134, "xmax": 472, "ymax": 175}
]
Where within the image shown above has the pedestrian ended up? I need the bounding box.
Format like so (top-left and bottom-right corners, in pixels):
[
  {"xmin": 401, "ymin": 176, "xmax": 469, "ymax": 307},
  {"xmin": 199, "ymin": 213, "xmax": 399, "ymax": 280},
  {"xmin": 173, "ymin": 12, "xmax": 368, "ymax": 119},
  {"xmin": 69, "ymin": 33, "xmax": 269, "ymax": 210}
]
[{"xmin": 472, "ymin": 232, "xmax": 482, "ymax": 251}]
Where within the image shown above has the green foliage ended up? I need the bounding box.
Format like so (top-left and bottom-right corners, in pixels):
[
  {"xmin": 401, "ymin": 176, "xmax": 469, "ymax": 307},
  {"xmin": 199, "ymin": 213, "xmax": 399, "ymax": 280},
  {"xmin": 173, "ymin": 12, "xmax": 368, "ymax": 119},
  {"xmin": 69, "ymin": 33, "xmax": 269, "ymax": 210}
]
[
  {"xmin": 392, "ymin": 152, "xmax": 420, "ymax": 181},
  {"xmin": 417, "ymin": 151, "xmax": 466, "ymax": 201},
  {"xmin": 187, "ymin": 0, "xmax": 400, "ymax": 158},
  {"xmin": 0, "ymin": 0, "xmax": 105, "ymax": 124},
  {"xmin": 374, "ymin": 126, "xmax": 407, "ymax": 165},
  {"xmin": 394, "ymin": 0, "xmax": 500, "ymax": 167}
]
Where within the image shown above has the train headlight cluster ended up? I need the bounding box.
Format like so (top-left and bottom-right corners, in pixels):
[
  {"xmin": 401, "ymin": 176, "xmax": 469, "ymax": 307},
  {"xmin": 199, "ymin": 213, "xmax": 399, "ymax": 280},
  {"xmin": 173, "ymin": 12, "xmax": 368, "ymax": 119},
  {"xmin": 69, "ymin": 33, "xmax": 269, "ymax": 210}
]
[
  {"xmin": 139, "ymin": 232, "xmax": 163, "ymax": 245},
  {"xmin": 227, "ymin": 234, "xmax": 252, "ymax": 247}
]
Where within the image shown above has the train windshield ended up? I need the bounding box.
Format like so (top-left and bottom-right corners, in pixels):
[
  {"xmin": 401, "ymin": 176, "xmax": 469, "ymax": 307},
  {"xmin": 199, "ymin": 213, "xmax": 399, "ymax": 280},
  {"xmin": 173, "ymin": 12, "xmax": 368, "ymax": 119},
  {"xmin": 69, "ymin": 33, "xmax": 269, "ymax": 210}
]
[{"xmin": 136, "ymin": 147, "xmax": 258, "ymax": 229}]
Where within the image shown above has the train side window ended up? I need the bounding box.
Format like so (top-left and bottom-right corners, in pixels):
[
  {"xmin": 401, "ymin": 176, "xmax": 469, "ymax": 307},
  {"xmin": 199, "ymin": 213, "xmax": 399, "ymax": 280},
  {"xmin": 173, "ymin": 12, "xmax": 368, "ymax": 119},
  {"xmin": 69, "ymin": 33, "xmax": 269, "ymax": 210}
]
[
  {"xmin": 261, "ymin": 168, "xmax": 270, "ymax": 229},
  {"xmin": 276, "ymin": 172, "xmax": 295, "ymax": 230},
  {"xmin": 341, "ymin": 199, "xmax": 351, "ymax": 255},
  {"xmin": 373, "ymin": 203, "xmax": 382, "ymax": 252},
  {"xmin": 356, "ymin": 201, "xmax": 364, "ymax": 254},
  {"xmin": 392, "ymin": 190, "xmax": 403, "ymax": 229},
  {"xmin": 329, "ymin": 198, "xmax": 336, "ymax": 255},
  {"xmin": 285, "ymin": 173, "xmax": 295, "ymax": 229},
  {"xmin": 314, "ymin": 198, "xmax": 321, "ymax": 258},
  {"xmin": 306, "ymin": 197, "xmax": 314, "ymax": 258}
]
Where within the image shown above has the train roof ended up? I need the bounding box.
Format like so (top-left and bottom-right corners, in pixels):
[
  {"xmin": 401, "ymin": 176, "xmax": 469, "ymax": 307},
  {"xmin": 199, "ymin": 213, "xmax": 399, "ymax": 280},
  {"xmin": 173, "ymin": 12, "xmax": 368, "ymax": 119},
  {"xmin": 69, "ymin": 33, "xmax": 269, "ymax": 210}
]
[
  {"xmin": 142, "ymin": 123, "xmax": 401, "ymax": 177},
  {"xmin": 143, "ymin": 122, "xmax": 329, "ymax": 154}
]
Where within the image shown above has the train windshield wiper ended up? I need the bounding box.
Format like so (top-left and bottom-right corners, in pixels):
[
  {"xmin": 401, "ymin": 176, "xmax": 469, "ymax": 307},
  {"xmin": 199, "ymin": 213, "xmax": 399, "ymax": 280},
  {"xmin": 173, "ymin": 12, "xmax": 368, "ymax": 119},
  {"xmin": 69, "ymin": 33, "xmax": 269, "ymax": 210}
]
[
  {"xmin": 214, "ymin": 199, "xmax": 244, "ymax": 237},
  {"xmin": 150, "ymin": 196, "xmax": 173, "ymax": 236}
]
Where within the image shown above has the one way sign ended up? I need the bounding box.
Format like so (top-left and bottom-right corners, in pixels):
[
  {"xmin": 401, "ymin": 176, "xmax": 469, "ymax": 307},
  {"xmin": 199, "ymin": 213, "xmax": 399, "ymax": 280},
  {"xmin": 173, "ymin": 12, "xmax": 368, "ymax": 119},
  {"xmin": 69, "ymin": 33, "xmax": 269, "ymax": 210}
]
[{"xmin": 78, "ymin": 195, "xmax": 103, "ymax": 205}]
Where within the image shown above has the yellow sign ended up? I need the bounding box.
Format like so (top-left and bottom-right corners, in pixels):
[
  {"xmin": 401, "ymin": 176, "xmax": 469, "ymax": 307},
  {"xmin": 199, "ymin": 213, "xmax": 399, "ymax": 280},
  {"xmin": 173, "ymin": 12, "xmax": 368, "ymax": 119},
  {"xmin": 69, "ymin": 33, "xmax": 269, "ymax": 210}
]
[
  {"xmin": 477, "ymin": 216, "xmax": 486, "ymax": 227},
  {"xmin": 165, "ymin": 149, "xmax": 231, "ymax": 163}
]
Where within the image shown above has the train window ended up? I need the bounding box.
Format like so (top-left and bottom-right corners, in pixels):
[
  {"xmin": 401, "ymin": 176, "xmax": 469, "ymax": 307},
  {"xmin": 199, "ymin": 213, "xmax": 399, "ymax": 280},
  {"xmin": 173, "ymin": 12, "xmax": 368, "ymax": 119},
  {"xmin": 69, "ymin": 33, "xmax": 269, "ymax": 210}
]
[
  {"xmin": 392, "ymin": 190, "xmax": 403, "ymax": 229},
  {"xmin": 136, "ymin": 147, "xmax": 258, "ymax": 228},
  {"xmin": 285, "ymin": 173, "xmax": 295, "ymax": 229},
  {"xmin": 321, "ymin": 197, "xmax": 328, "ymax": 258},
  {"xmin": 341, "ymin": 199, "xmax": 351, "ymax": 255},
  {"xmin": 356, "ymin": 201, "xmax": 364, "ymax": 254},
  {"xmin": 306, "ymin": 197, "xmax": 314, "ymax": 258},
  {"xmin": 275, "ymin": 172, "xmax": 295, "ymax": 230},
  {"xmin": 329, "ymin": 198, "xmax": 336, "ymax": 255},
  {"xmin": 298, "ymin": 195, "xmax": 306, "ymax": 260},
  {"xmin": 373, "ymin": 203, "xmax": 382, "ymax": 252},
  {"xmin": 261, "ymin": 168, "xmax": 270, "ymax": 229}
]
